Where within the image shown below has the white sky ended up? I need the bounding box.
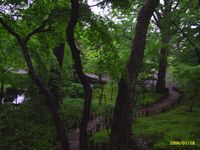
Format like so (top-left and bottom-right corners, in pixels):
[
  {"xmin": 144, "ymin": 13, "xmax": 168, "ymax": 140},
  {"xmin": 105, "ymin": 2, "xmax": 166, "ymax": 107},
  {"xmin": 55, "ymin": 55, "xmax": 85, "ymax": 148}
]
[{"xmin": 87, "ymin": 0, "xmax": 110, "ymax": 17}]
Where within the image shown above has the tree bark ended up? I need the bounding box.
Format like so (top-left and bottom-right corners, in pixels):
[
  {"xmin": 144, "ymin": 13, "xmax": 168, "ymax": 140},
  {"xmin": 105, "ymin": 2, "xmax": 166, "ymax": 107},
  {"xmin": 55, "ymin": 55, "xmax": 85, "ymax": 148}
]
[
  {"xmin": 110, "ymin": 82, "xmax": 114, "ymax": 101},
  {"xmin": 50, "ymin": 43, "xmax": 65, "ymax": 107},
  {"xmin": 156, "ymin": 37, "xmax": 169, "ymax": 93},
  {"xmin": 0, "ymin": 18, "xmax": 69, "ymax": 150},
  {"xmin": 156, "ymin": 0, "xmax": 171, "ymax": 93},
  {"xmin": 110, "ymin": 0, "xmax": 159, "ymax": 149},
  {"xmin": 53, "ymin": 43, "xmax": 65, "ymax": 68},
  {"xmin": 98, "ymin": 74, "xmax": 104, "ymax": 106},
  {"xmin": 66, "ymin": 0, "xmax": 92, "ymax": 150},
  {"xmin": 0, "ymin": 79, "xmax": 4, "ymax": 104}
]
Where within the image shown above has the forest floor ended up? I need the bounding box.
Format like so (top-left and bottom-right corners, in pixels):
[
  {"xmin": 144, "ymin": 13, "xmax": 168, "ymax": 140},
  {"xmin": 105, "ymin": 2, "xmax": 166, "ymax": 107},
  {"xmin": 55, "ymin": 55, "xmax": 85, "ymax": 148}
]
[
  {"xmin": 137, "ymin": 86, "xmax": 180, "ymax": 116},
  {"xmin": 68, "ymin": 86, "xmax": 181, "ymax": 150}
]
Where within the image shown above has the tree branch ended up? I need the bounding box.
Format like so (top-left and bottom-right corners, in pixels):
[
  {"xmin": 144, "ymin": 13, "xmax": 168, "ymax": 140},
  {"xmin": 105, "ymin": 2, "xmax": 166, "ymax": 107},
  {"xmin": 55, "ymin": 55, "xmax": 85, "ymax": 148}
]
[
  {"xmin": 172, "ymin": 20, "xmax": 200, "ymax": 64},
  {"xmin": 0, "ymin": 17, "xmax": 21, "ymax": 40},
  {"xmin": 152, "ymin": 12, "xmax": 161, "ymax": 28},
  {"xmin": 0, "ymin": 17, "xmax": 36, "ymax": 72},
  {"xmin": 88, "ymin": 0, "xmax": 108, "ymax": 7},
  {"xmin": 171, "ymin": 0, "xmax": 179, "ymax": 12},
  {"xmin": 24, "ymin": 18, "xmax": 51, "ymax": 44},
  {"xmin": 155, "ymin": 10, "xmax": 162, "ymax": 22},
  {"xmin": 0, "ymin": 17, "xmax": 69, "ymax": 150}
]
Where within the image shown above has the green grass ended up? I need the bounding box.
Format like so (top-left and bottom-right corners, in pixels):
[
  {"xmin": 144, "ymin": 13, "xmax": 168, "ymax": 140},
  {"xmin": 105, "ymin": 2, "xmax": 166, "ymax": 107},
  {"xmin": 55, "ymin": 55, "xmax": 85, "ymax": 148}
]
[
  {"xmin": 60, "ymin": 98, "xmax": 83, "ymax": 127},
  {"xmin": 60, "ymin": 84, "xmax": 163, "ymax": 128},
  {"xmin": 89, "ymin": 129, "xmax": 110, "ymax": 144},
  {"xmin": 60, "ymin": 83, "xmax": 117, "ymax": 128},
  {"xmin": 133, "ymin": 105, "xmax": 200, "ymax": 150},
  {"xmin": 89, "ymin": 105, "xmax": 200, "ymax": 150},
  {"xmin": 92, "ymin": 83, "xmax": 118, "ymax": 105},
  {"xmin": 135, "ymin": 91, "xmax": 163, "ymax": 108}
]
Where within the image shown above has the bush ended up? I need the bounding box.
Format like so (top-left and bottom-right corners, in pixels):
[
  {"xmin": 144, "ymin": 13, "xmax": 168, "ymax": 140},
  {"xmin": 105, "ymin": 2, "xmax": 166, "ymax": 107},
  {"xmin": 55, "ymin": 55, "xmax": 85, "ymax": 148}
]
[
  {"xmin": 63, "ymin": 82, "xmax": 84, "ymax": 98},
  {"xmin": 89, "ymin": 129, "xmax": 110, "ymax": 144},
  {"xmin": 0, "ymin": 100, "xmax": 56, "ymax": 150}
]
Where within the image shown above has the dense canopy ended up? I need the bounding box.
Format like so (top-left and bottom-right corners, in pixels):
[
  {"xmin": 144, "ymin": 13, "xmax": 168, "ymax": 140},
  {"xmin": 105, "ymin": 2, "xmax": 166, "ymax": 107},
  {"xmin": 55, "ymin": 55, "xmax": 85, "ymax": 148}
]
[{"xmin": 0, "ymin": 0, "xmax": 199, "ymax": 150}]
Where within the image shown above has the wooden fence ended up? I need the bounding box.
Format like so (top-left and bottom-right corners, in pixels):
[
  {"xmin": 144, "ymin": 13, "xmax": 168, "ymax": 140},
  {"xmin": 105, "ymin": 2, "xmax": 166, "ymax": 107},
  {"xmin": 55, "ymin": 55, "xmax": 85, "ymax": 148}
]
[
  {"xmin": 87, "ymin": 90, "xmax": 182, "ymax": 150},
  {"xmin": 67, "ymin": 90, "xmax": 182, "ymax": 133},
  {"xmin": 66, "ymin": 89, "xmax": 182, "ymax": 150}
]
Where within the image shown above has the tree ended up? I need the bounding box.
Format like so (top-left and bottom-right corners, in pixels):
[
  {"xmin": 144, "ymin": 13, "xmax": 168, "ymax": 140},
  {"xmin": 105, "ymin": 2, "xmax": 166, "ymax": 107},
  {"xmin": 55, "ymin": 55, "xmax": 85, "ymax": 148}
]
[
  {"xmin": 110, "ymin": 0, "xmax": 159, "ymax": 149},
  {"xmin": 0, "ymin": 15, "xmax": 69, "ymax": 150},
  {"xmin": 49, "ymin": 43, "xmax": 65, "ymax": 107},
  {"xmin": 171, "ymin": 0, "xmax": 200, "ymax": 64},
  {"xmin": 66, "ymin": 0, "xmax": 92, "ymax": 149},
  {"xmin": 153, "ymin": 0, "xmax": 173, "ymax": 93},
  {"xmin": 0, "ymin": 78, "xmax": 4, "ymax": 104}
]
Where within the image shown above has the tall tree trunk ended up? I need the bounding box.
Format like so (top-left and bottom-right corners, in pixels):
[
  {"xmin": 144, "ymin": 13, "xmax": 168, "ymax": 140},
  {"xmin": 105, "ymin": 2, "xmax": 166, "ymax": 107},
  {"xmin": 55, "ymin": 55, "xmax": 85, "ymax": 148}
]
[
  {"xmin": 156, "ymin": 0, "xmax": 171, "ymax": 93},
  {"xmin": 66, "ymin": 0, "xmax": 92, "ymax": 150},
  {"xmin": 49, "ymin": 66, "xmax": 62, "ymax": 107},
  {"xmin": 50, "ymin": 43, "xmax": 65, "ymax": 107},
  {"xmin": 110, "ymin": 82, "xmax": 114, "ymax": 101},
  {"xmin": 0, "ymin": 18, "xmax": 69, "ymax": 150},
  {"xmin": 29, "ymin": 71, "xmax": 69, "ymax": 150},
  {"xmin": 156, "ymin": 40, "xmax": 169, "ymax": 93},
  {"xmin": 53, "ymin": 43, "xmax": 65, "ymax": 68},
  {"xmin": 189, "ymin": 88, "xmax": 198, "ymax": 112},
  {"xmin": 98, "ymin": 74, "xmax": 104, "ymax": 106},
  {"xmin": 110, "ymin": 0, "xmax": 159, "ymax": 149}
]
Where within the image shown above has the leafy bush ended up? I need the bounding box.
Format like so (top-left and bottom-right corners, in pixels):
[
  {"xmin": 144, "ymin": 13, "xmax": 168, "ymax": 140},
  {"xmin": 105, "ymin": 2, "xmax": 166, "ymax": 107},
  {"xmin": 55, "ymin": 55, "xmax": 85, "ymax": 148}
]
[
  {"xmin": 63, "ymin": 82, "xmax": 84, "ymax": 98},
  {"xmin": 135, "ymin": 91, "xmax": 163, "ymax": 108},
  {"xmin": 0, "ymin": 100, "xmax": 56, "ymax": 150},
  {"xmin": 89, "ymin": 129, "xmax": 110, "ymax": 144},
  {"xmin": 60, "ymin": 98, "xmax": 83, "ymax": 127}
]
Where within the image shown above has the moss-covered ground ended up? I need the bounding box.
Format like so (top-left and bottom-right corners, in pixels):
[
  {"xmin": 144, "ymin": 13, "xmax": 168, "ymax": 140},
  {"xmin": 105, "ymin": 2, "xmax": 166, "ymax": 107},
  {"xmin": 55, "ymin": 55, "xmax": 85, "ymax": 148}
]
[
  {"xmin": 60, "ymin": 84, "xmax": 161, "ymax": 128},
  {"xmin": 90, "ymin": 104, "xmax": 200, "ymax": 150}
]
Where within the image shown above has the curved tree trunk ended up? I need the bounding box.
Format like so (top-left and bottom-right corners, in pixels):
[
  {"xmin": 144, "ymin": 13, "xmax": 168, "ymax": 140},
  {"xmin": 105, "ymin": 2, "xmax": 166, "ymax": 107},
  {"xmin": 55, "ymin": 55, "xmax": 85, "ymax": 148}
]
[
  {"xmin": 110, "ymin": 0, "xmax": 159, "ymax": 149},
  {"xmin": 0, "ymin": 18, "xmax": 69, "ymax": 150},
  {"xmin": 66, "ymin": 0, "xmax": 92, "ymax": 150}
]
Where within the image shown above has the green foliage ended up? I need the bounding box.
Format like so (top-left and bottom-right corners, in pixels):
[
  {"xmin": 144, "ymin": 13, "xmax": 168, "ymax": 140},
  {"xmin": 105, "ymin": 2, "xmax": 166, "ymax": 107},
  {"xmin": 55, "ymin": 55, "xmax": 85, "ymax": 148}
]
[
  {"xmin": 173, "ymin": 64, "xmax": 200, "ymax": 86},
  {"xmin": 133, "ymin": 105, "xmax": 200, "ymax": 150},
  {"xmin": 1, "ymin": 0, "xmax": 200, "ymax": 149},
  {"xmin": 136, "ymin": 91, "xmax": 163, "ymax": 108},
  {"xmin": 63, "ymin": 82, "xmax": 84, "ymax": 98},
  {"xmin": 60, "ymin": 98, "xmax": 83, "ymax": 126},
  {"xmin": 0, "ymin": 101, "xmax": 56, "ymax": 150},
  {"xmin": 172, "ymin": 64, "xmax": 200, "ymax": 102},
  {"xmin": 89, "ymin": 129, "xmax": 110, "ymax": 144}
]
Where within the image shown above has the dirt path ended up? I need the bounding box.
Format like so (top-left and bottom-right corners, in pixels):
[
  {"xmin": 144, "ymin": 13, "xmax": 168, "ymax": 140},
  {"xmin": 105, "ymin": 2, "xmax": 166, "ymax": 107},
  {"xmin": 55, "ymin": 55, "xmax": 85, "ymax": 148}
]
[
  {"xmin": 68, "ymin": 116, "xmax": 106, "ymax": 150},
  {"xmin": 68, "ymin": 87, "xmax": 181, "ymax": 150},
  {"xmin": 134, "ymin": 87, "xmax": 181, "ymax": 150},
  {"xmin": 137, "ymin": 87, "xmax": 181, "ymax": 116},
  {"xmin": 68, "ymin": 128, "xmax": 79, "ymax": 150}
]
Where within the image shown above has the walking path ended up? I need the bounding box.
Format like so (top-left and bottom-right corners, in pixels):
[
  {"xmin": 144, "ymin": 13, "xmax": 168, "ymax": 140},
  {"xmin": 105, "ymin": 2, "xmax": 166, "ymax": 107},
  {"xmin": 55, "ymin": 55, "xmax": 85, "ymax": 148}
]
[
  {"xmin": 68, "ymin": 87, "xmax": 181, "ymax": 150},
  {"xmin": 135, "ymin": 87, "xmax": 181, "ymax": 117},
  {"xmin": 68, "ymin": 129, "xmax": 79, "ymax": 150}
]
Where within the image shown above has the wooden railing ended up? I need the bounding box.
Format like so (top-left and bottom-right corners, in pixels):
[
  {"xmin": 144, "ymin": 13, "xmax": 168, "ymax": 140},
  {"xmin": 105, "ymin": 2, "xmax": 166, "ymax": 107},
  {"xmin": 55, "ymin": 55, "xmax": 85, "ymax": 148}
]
[
  {"xmin": 66, "ymin": 89, "xmax": 182, "ymax": 150},
  {"xmin": 87, "ymin": 90, "xmax": 182, "ymax": 150},
  {"xmin": 67, "ymin": 90, "xmax": 181, "ymax": 133}
]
